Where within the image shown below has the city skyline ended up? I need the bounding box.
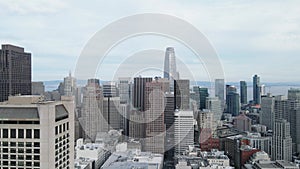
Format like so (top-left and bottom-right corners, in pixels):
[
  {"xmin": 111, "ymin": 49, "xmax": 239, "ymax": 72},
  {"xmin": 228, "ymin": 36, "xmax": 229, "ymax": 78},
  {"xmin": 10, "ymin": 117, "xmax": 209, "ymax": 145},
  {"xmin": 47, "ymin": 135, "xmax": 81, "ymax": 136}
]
[{"xmin": 0, "ymin": 1, "xmax": 300, "ymax": 82}]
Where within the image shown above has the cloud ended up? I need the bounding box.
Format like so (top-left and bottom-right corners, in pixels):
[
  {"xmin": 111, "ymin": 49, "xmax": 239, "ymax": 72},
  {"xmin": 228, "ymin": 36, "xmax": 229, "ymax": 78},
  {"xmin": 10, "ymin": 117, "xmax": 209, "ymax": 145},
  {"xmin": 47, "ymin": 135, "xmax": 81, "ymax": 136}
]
[
  {"xmin": 1, "ymin": 0, "xmax": 300, "ymax": 82},
  {"xmin": 0, "ymin": 0, "xmax": 67, "ymax": 14}
]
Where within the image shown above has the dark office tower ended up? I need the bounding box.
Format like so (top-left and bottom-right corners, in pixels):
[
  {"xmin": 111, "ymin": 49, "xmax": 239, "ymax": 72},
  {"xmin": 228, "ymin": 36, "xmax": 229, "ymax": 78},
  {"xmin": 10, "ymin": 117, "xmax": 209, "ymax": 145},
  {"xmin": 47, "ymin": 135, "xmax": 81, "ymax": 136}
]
[
  {"xmin": 133, "ymin": 77, "xmax": 152, "ymax": 111},
  {"xmin": 164, "ymin": 47, "xmax": 179, "ymax": 92},
  {"xmin": 215, "ymin": 79, "xmax": 225, "ymax": 102},
  {"xmin": 174, "ymin": 79, "xmax": 190, "ymax": 110},
  {"xmin": 164, "ymin": 93, "xmax": 175, "ymax": 168},
  {"xmin": 199, "ymin": 87, "xmax": 209, "ymax": 110},
  {"xmin": 253, "ymin": 75, "xmax": 261, "ymax": 105},
  {"xmin": 240, "ymin": 81, "xmax": 247, "ymax": 105},
  {"xmin": 227, "ymin": 92, "xmax": 240, "ymax": 116},
  {"xmin": 0, "ymin": 44, "xmax": 31, "ymax": 102},
  {"xmin": 226, "ymin": 85, "xmax": 237, "ymax": 111}
]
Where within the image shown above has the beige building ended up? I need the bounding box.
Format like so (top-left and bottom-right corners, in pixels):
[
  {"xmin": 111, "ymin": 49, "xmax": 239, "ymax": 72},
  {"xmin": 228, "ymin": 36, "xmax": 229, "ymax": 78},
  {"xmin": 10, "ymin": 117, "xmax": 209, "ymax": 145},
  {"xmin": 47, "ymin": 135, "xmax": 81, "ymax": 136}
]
[{"xmin": 0, "ymin": 95, "xmax": 75, "ymax": 169}]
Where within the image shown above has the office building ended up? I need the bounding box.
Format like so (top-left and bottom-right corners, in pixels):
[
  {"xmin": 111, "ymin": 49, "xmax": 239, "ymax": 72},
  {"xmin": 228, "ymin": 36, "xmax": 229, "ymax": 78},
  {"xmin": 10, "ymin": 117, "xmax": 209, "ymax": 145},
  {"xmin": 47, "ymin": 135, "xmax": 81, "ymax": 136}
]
[
  {"xmin": 103, "ymin": 97, "xmax": 121, "ymax": 131},
  {"xmin": 287, "ymin": 88, "xmax": 300, "ymax": 153},
  {"xmin": 215, "ymin": 79, "xmax": 225, "ymax": 105},
  {"xmin": 175, "ymin": 79, "xmax": 190, "ymax": 110},
  {"xmin": 233, "ymin": 114, "xmax": 252, "ymax": 132},
  {"xmin": 260, "ymin": 94, "xmax": 275, "ymax": 130},
  {"xmin": 174, "ymin": 110, "xmax": 194, "ymax": 155},
  {"xmin": 206, "ymin": 97, "xmax": 222, "ymax": 122},
  {"xmin": 133, "ymin": 77, "xmax": 152, "ymax": 111},
  {"xmin": 0, "ymin": 95, "xmax": 75, "ymax": 168},
  {"xmin": 144, "ymin": 80, "xmax": 166, "ymax": 154},
  {"xmin": 31, "ymin": 82, "xmax": 45, "ymax": 95},
  {"xmin": 129, "ymin": 110, "xmax": 145, "ymax": 140},
  {"xmin": 80, "ymin": 79, "xmax": 106, "ymax": 141},
  {"xmin": 63, "ymin": 72, "xmax": 77, "ymax": 97},
  {"xmin": 272, "ymin": 119, "xmax": 292, "ymax": 161},
  {"xmin": 240, "ymin": 81, "xmax": 247, "ymax": 105},
  {"xmin": 253, "ymin": 75, "xmax": 261, "ymax": 105},
  {"xmin": 199, "ymin": 87, "xmax": 209, "ymax": 110},
  {"xmin": 118, "ymin": 77, "xmax": 131, "ymax": 104},
  {"xmin": 103, "ymin": 81, "xmax": 118, "ymax": 97},
  {"xmin": 226, "ymin": 92, "xmax": 240, "ymax": 116},
  {"xmin": 164, "ymin": 47, "xmax": 179, "ymax": 92},
  {"xmin": 0, "ymin": 44, "xmax": 31, "ymax": 102}
]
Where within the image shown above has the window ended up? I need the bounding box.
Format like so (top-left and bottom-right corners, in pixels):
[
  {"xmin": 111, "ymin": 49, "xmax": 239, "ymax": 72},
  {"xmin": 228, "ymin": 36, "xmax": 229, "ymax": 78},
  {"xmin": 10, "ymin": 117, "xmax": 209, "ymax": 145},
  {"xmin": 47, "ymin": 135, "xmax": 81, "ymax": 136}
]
[
  {"xmin": 26, "ymin": 129, "xmax": 32, "ymax": 139},
  {"xmin": 63, "ymin": 123, "xmax": 66, "ymax": 132},
  {"xmin": 34, "ymin": 129, "xmax": 40, "ymax": 139},
  {"xmin": 34, "ymin": 149, "xmax": 40, "ymax": 153},
  {"xmin": 18, "ymin": 142, "xmax": 24, "ymax": 147},
  {"xmin": 3, "ymin": 129, "xmax": 8, "ymax": 138},
  {"xmin": 18, "ymin": 129, "xmax": 24, "ymax": 138},
  {"xmin": 11, "ymin": 129, "xmax": 16, "ymax": 138},
  {"xmin": 55, "ymin": 126, "xmax": 58, "ymax": 135},
  {"xmin": 26, "ymin": 149, "xmax": 32, "ymax": 153},
  {"xmin": 34, "ymin": 142, "xmax": 40, "ymax": 147}
]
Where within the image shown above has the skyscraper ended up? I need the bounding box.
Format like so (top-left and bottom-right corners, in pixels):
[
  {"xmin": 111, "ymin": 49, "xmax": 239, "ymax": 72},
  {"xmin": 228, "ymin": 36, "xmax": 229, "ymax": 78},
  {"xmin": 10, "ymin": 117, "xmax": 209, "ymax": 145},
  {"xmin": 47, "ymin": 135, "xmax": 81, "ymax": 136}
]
[
  {"xmin": 272, "ymin": 119, "xmax": 292, "ymax": 161},
  {"xmin": 260, "ymin": 94, "xmax": 275, "ymax": 130},
  {"xmin": 164, "ymin": 47, "xmax": 179, "ymax": 92},
  {"xmin": 0, "ymin": 95, "xmax": 75, "ymax": 168},
  {"xmin": 174, "ymin": 79, "xmax": 190, "ymax": 110},
  {"xmin": 253, "ymin": 75, "xmax": 261, "ymax": 105},
  {"xmin": 287, "ymin": 88, "xmax": 300, "ymax": 153},
  {"xmin": 206, "ymin": 97, "xmax": 222, "ymax": 122},
  {"xmin": 118, "ymin": 77, "xmax": 131, "ymax": 104},
  {"xmin": 199, "ymin": 87, "xmax": 209, "ymax": 110},
  {"xmin": 174, "ymin": 110, "xmax": 194, "ymax": 155},
  {"xmin": 103, "ymin": 97, "xmax": 121, "ymax": 131},
  {"xmin": 133, "ymin": 77, "xmax": 152, "ymax": 111},
  {"xmin": 164, "ymin": 93, "xmax": 175, "ymax": 167},
  {"xmin": 63, "ymin": 72, "xmax": 76, "ymax": 97},
  {"xmin": 240, "ymin": 81, "xmax": 247, "ymax": 105},
  {"xmin": 215, "ymin": 79, "xmax": 225, "ymax": 104},
  {"xmin": 144, "ymin": 80, "xmax": 166, "ymax": 154},
  {"xmin": 80, "ymin": 79, "xmax": 106, "ymax": 141},
  {"xmin": 0, "ymin": 44, "xmax": 31, "ymax": 102},
  {"xmin": 103, "ymin": 81, "xmax": 118, "ymax": 97},
  {"xmin": 227, "ymin": 92, "xmax": 240, "ymax": 116}
]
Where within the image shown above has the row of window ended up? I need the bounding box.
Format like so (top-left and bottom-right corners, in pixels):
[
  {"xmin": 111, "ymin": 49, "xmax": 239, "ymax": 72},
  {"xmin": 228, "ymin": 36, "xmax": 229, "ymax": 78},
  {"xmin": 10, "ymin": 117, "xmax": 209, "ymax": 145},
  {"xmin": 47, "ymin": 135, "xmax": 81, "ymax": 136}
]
[
  {"xmin": 0, "ymin": 129, "xmax": 39, "ymax": 139},
  {"xmin": 1, "ymin": 148, "xmax": 40, "ymax": 154},
  {"xmin": 55, "ymin": 122, "xmax": 69, "ymax": 135},
  {"xmin": 1, "ymin": 154, "xmax": 40, "ymax": 160},
  {"xmin": 0, "ymin": 161, "xmax": 39, "ymax": 167},
  {"xmin": 0, "ymin": 142, "xmax": 40, "ymax": 147}
]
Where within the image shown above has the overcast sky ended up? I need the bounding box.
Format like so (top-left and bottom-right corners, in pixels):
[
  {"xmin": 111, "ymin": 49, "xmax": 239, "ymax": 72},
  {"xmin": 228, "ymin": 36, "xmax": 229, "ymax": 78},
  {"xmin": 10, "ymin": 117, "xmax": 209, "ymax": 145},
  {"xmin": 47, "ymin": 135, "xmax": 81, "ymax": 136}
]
[{"xmin": 0, "ymin": 0, "xmax": 299, "ymax": 82}]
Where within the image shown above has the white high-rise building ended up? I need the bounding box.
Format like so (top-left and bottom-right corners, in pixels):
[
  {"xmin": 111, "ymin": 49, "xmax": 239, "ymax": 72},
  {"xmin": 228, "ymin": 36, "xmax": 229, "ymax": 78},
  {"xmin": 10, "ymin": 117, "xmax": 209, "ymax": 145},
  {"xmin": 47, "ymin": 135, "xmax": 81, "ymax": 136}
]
[
  {"xmin": 272, "ymin": 119, "xmax": 292, "ymax": 161},
  {"xmin": 174, "ymin": 110, "xmax": 194, "ymax": 155},
  {"xmin": 206, "ymin": 97, "xmax": 222, "ymax": 122},
  {"xmin": 80, "ymin": 79, "xmax": 106, "ymax": 142},
  {"xmin": 215, "ymin": 79, "xmax": 225, "ymax": 108},
  {"xmin": 0, "ymin": 95, "xmax": 75, "ymax": 169},
  {"xmin": 118, "ymin": 77, "xmax": 131, "ymax": 104},
  {"xmin": 63, "ymin": 72, "xmax": 77, "ymax": 97}
]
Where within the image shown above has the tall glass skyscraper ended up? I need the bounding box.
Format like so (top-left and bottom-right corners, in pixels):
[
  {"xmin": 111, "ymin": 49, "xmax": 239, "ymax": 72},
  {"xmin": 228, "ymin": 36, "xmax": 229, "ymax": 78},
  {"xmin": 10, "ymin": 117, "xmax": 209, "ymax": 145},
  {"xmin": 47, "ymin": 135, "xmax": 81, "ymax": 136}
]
[
  {"xmin": 164, "ymin": 47, "xmax": 179, "ymax": 92},
  {"xmin": 253, "ymin": 75, "xmax": 261, "ymax": 105},
  {"xmin": 240, "ymin": 81, "xmax": 247, "ymax": 104}
]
